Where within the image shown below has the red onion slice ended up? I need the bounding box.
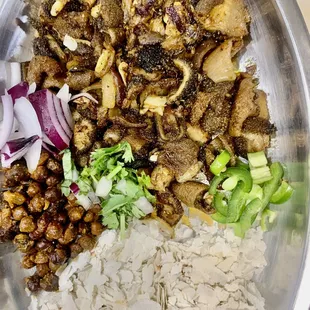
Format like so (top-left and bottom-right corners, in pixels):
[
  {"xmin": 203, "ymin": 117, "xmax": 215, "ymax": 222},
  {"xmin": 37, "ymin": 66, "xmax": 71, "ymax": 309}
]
[
  {"xmin": 29, "ymin": 90, "xmax": 70, "ymax": 150},
  {"xmin": 53, "ymin": 95, "xmax": 73, "ymax": 138},
  {"xmin": 57, "ymin": 84, "xmax": 71, "ymax": 104},
  {"xmin": 24, "ymin": 139, "xmax": 43, "ymax": 172},
  {"xmin": 4, "ymin": 135, "xmax": 39, "ymax": 155},
  {"xmin": 70, "ymin": 183, "xmax": 80, "ymax": 195},
  {"xmin": 0, "ymin": 94, "xmax": 14, "ymax": 150},
  {"xmin": 70, "ymin": 93, "xmax": 98, "ymax": 104},
  {"xmin": 27, "ymin": 82, "xmax": 37, "ymax": 95},
  {"xmin": 8, "ymin": 82, "xmax": 29, "ymax": 102},
  {"xmin": 1, "ymin": 145, "xmax": 30, "ymax": 168},
  {"xmin": 42, "ymin": 142, "xmax": 59, "ymax": 157}
]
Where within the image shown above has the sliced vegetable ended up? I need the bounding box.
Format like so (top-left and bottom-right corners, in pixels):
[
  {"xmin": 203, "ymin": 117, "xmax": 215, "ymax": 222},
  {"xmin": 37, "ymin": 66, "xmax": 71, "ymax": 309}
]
[
  {"xmin": 95, "ymin": 176, "xmax": 113, "ymax": 198},
  {"xmin": 222, "ymin": 175, "xmax": 239, "ymax": 191},
  {"xmin": 25, "ymin": 139, "xmax": 43, "ymax": 173},
  {"xmin": 211, "ymin": 212, "xmax": 227, "ymax": 224},
  {"xmin": 8, "ymin": 82, "xmax": 29, "ymax": 102},
  {"xmin": 260, "ymin": 208, "xmax": 277, "ymax": 232},
  {"xmin": 29, "ymin": 89, "xmax": 70, "ymax": 150},
  {"xmin": 270, "ymin": 181, "xmax": 294, "ymax": 204},
  {"xmin": 53, "ymin": 95, "xmax": 73, "ymax": 137},
  {"xmin": 0, "ymin": 94, "xmax": 14, "ymax": 150},
  {"xmin": 250, "ymin": 166, "xmax": 273, "ymax": 184},
  {"xmin": 236, "ymin": 157, "xmax": 249, "ymax": 169},
  {"xmin": 210, "ymin": 150, "xmax": 231, "ymax": 176},
  {"xmin": 247, "ymin": 184, "xmax": 263, "ymax": 202},
  {"xmin": 226, "ymin": 181, "xmax": 247, "ymax": 223},
  {"xmin": 1, "ymin": 146, "xmax": 30, "ymax": 168},
  {"xmin": 71, "ymin": 93, "xmax": 98, "ymax": 104},
  {"xmin": 248, "ymin": 151, "xmax": 268, "ymax": 168},
  {"xmin": 213, "ymin": 192, "xmax": 228, "ymax": 216},
  {"xmin": 57, "ymin": 84, "xmax": 72, "ymax": 104},
  {"xmin": 4, "ymin": 136, "xmax": 39, "ymax": 154}
]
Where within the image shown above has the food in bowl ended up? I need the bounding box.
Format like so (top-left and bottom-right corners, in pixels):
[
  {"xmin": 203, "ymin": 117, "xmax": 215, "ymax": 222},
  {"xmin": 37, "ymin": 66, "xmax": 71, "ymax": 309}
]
[{"xmin": 0, "ymin": 0, "xmax": 294, "ymax": 309}]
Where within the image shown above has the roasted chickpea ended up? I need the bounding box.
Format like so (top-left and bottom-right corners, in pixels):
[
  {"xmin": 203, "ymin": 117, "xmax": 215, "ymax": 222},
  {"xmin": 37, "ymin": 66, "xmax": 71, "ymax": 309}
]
[
  {"xmin": 13, "ymin": 234, "xmax": 34, "ymax": 253},
  {"xmin": 49, "ymin": 248, "xmax": 68, "ymax": 265},
  {"xmin": 12, "ymin": 206, "xmax": 28, "ymax": 221},
  {"xmin": 29, "ymin": 230, "xmax": 44, "ymax": 241},
  {"xmin": 4, "ymin": 163, "xmax": 30, "ymax": 187},
  {"xmin": 3, "ymin": 191, "xmax": 26, "ymax": 208},
  {"xmin": 91, "ymin": 204, "xmax": 101, "ymax": 221},
  {"xmin": 48, "ymin": 261, "xmax": 62, "ymax": 273},
  {"xmin": 78, "ymin": 222, "xmax": 90, "ymax": 235},
  {"xmin": 34, "ymin": 251, "xmax": 49, "ymax": 264},
  {"xmin": 1, "ymin": 215, "xmax": 13, "ymax": 231},
  {"xmin": 46, "ymin": 158, "xmax": 63, "ymax": 174},
  {"xmin": 38, "ymin": 151, "xmax": 50, "ymax": 166},
  {"xmin": 44, "ymin": 187, "xmax": 62, "ymax": 202},
  {"xmin": 28, "ymin": 195, "xmax": 45, "ymax": 213},
  {"xmin": 67, "ymin": 193, "xmax": 77, "ymax": 206},
  {"xmin": 69, "ymin": 243, "xmax": 83, "ymax": 258},
  {"xmin": 91, "ymin": 222, "xmax": 104, "ymax": 236},
  {"xmin": 36, "ymin": 263, "xmax": 50, "ymax": 277},
  {"xmin": 20, "ymin": 216, "xmax": 36, "ymax": 233},
  {"xmin": 36, "ymin": 239, "xmax": 53, "ymax": 252},
  {"xmin": 22, "ymin": 254, "xmax": 36, "ymax": 269},
  {"xmin": 45, "ymin": 221, "xmax": 63, "ymax": 240},
  {"xmin": 31, "ymin": 166, "xmax": 49, "ymax": 183},
  {"xmin": 27, "ymin": 182, "xmax": 42, "ymax": 198},
  {"xmin": 68, "ymin": 206, "xmax": 85, "ymax": 222},
  {"xmin": 46, "ymin": 175, "xmax": 62, "ymax": 187},
  {"xmin": 83, "ymin": 210, "xmax": 94, "ymax": 222},
  {"xmin": 26, "ymin": 274, "xmax": 41, "ymax": 292},
  {"xmin": 58, "ymin": 223, "xmax": 77, "ymax": 245},
  {"xmin": 55, "ymin": 211, "xmax": 67, "ymax": 224},
  {"xmin": 78, "ymin": 235, "xmax": 96, "ymax": 250},
  {"xmin": 40, "ymin": 272, "xmax": 59, "ymax": 292}
]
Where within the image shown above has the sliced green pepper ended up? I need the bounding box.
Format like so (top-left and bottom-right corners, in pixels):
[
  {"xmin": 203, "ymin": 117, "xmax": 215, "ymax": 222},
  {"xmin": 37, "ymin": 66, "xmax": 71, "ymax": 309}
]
[
  {"xmin": 260, "ymin": 208, "xmax": 277, "ymax": 232},
  {"xmin": 270, "ymin": 181, "xmax": 294, "ymax": 204},
  {"xmin": 226, "ymin": 181, "xmax": 247, "ymax": 223},
  {"xmin": 210, "ymin": 150, "xmax": 231, "ymax": 176},
  {"xmin": 211, "ymin": 212, "xmax": 227, "ymax": 223},
  {"xmin": 213, "ymin": 192, "xmax": 228, "ymax": 216},
  {"xmin": 209, "ymin": 167, "xmax": 253, "ymax": 195}
]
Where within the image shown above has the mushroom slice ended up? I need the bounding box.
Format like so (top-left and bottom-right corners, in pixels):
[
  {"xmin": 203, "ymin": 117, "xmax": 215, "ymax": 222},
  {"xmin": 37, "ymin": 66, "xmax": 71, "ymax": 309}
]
[
  {"xmin": 172, "ymin": 181, "xmax": 208, "ymax": 211},
  {"xmin": 203, "ymin": 40, "xmax": 236, "ymax": 83},
  {"xmin": 229, "ymin": 77, "xmax": 259, "ymax": 137},
  {"xmin": 95, "ymin": 48, "xmax": 115, "ymax": 78},
  {"xmin": 168, "ymin": 59, "xmax": 198, "ymax": 105},
  {"xmin": 151, "ymin": 165, "xmax": 175, "ymax": 192},
  {"xmin": 156, "ymin": 191, "xmax": 184, "ymax": 227}
]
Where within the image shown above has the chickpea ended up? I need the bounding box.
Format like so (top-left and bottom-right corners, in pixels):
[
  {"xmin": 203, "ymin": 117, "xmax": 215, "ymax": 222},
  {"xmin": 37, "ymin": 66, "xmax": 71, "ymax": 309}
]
[
  {"xmin": 29, "ymin": 230, "xmax": 44, "ymax": 241},
  {"xmin": 48, "ymin": 261, "xmax": 61, "ymax": 273},
  {"xmin": 44, "ymin": 187, "xmax": 61, "ymax": 202},
  {"xmin": 27, "ymin": 182, "xmax": 41, "ymax": 198},
  {"xmin": 83, "ymin": 210, "xmax": 94, "ymax": 222},
  {"xmin": 22, "ymin": 254, "xmax": 36, "ymax": 269},
  {"xmin": 78, "ymin": 222, "xmax": 90, "ymax": 235},
  {"xmin": 55, "ymin": 212, "xmax": 67, "ymax": 224},
  {"xmin": 20, "ymin": 216, "xmax": 36, "ymax": 233},
  {"xmin": 4, "ymin": 163, "xmax": 30, "ymax": 187},
  {"xmin": 67, "ymin": 193, "xmax": 77, "ymax": 206},
  {"xmin": 78, "ymin": 235, "xmax": 96, "ymax": 250},
  {"xmin": 31, "ymin": 166, "xmax": 49, "ymax": 183},
  {"xmin": 91, "ymin": 222, "xmax": 104, "ymax": 236},
  {"xmin": 36, "ymin": 263, "xmax": 50, "ymax": 277},
  {"xmin": 3, "ymin": 191, "xmax": 26, "ymax": 208},
  {"xmin": 59, "ymin": 223, "xmax": 77, "ymax": 245},
  {"xmin": 34, "ymin": 251, "xmax": 49, "ymax": 264},
  {"xmin": 12, "ymin": 206, "xmax": 28, "ymax": 221},
  {"xmin": 36, "ymin": 239, "xmax": 53, "ymax": 252},
  {"xmin": 45, "ymin": 221, "xmax": 63, "ymax": 240},
  {"xmin": 28, "ymin": 195, "xmax": 45, "ymax": 213},
  {"xmin": 38, "ymin": 151, "xmax": 50, "ymax": 166},
  {"xmin": 37, "ymin": 213, "xmax": 51, "ymax": 232},
  {"xmin": 46, "ymin": 158, "xmax": 63, "ymax": 174},
  {"xmin": 91, "ymin": 204, "xmax": 101, "ymax": 221},
  {"xmin": 40, "ymin": 272, "xmax": 59, "ymax": 292},
  {"xmin": 68, "ymin": 206, "xmax": 85, "ymax": 222},
  {"xmin": 1, "ymin": 216, "xmax": 13, "ymax": 231},
  {"xmin": 69, "ymin": 243, "xmax": 83, "ymax": 258},
  {"xmin": 46, "ymin": 175, "xmax": 62, "ymax": 187},
  {"xmin": 25, "ymin": 274, "xmax": 41, "ymax": 292},
  {"xmin": 13, "ymin": 234, "xmax": 34, "ymax": 253},
  {"xmin": 49, "ymin": 248, "xmax": 68, "ymax": 265}
]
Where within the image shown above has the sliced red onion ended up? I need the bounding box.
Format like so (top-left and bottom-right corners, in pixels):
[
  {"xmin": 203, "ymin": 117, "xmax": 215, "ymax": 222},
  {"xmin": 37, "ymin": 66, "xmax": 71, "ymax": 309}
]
[
  {"xmin": 42, "ymin": 133, "xmax": 55, "ymax": 146},
  {"xmin": 8, "ymin": 82, "xmax": 29, "ymax": 102},
  {"xmin": 11, "ymin": 117, "xmax": 20, "ymax": 134},
  {"xmin": 1, "ymin": 145, "xmax": 30, "ymax": 168},
  {"xmin": 24, "ymin": 139, "xmax": 43, "ymax": 172},
  {"xmin": 57, "ymin": 84, "xmax": 71, "ymax": 104},
  {"xmin": 70, "ymin": 93, "xmax": 98, "ymax": 104},
  {"xmin": 60, "ymin": 99, "xmax": 74, "ymax": 130},
  {"xmin": 42, "ymin": 142, "xmax": 59, "ymax": 157},
  {"xmin": 27, "ymin": 82, "xmax": 37, "ymax": 95},
  {"xmin": 9, "ymin": 131, "xmax": 24, "ymax": 141},
  {"xmin": 70, "ymin": 183, "xmax": 80, "ymax": 195},
  {"xmin": 53, "ymin": 94, "xmax": 73, "ymax": 138},
  {"xmin": 0, "ymin": 94, "xmax": 14, "ymax": 150},
  {"xmin": 14, "ymin": 97, "xmax": 42, "ymax": 138},
  {"xmin": 29, "ymin": 90, "xmax": 70, "ymax": 150},
  {"xmin": 5, "ymin": 135, "xmax": 39, "ymax": 154}
]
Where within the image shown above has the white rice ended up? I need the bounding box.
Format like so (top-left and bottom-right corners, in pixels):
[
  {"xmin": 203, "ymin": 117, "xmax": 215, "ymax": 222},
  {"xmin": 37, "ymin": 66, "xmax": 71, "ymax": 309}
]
[{"xmin": 29, "ymin": 218, "xmax": 267, "ymax": 310}]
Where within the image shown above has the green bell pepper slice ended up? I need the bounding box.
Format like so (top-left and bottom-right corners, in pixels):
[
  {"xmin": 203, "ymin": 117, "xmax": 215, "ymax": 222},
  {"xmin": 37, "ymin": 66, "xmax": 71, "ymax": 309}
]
[
  {"xmin": 270, "ymin": 180, "xmax": 294, "ymax": 204},
  {"xmin": 260, "ymin": 208, "xmax": 277, "ymax": 232},
  {"xmin": 211, "ymin": 212, "xmax": 227, "ymax": 223},
  {"xmin": 209, "ymin": 167, "xmax": 253, "ymax": 195},
  {"xmin": 210, "ymin": 150, "xmax": 231, "ymax": 176},
  {"xmin": 213, "ymin": 192, "xmax": 228, "ymax": 216}
]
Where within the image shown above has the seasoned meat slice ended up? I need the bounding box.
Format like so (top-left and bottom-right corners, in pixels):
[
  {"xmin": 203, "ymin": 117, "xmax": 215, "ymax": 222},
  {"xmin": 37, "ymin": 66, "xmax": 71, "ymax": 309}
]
[
  {"xmin": 229, "ymin": 77, "xmax": 259, "ymax": 137},
  {"xmin": 255, "ymin": 90, "xmax": 270, "ymax": 120},
  {"xmin": 100, "ymin": 0, "xmax": 124, "ymax": 28},
  {"xmin": 156, "ymin": 191, "xmax": 184, "ymax": 226},
  {"xmin": 151, "ymin": 165, "xmax": 175, "ymax": 192},
  {"xmin": 65, "ymin": 71, "xmax": 95, "ymax": 91},
  {"xmin": 158, "ymin": 138, "xmax": 202, "ymax": 183},
  {"xmin": 73, "ymin": 119, "xmax": 96, "ymax": 154},
  {"xmin": 172, "ymin": 181, "xmax": 209, "ymax": 211},
  {"xmin": 195, "ymin": 0, "xmax": 224, "ymax": 16},
  {"xmin": 74, "ymin": 96, "xmax": 97, "ymax": 120}
]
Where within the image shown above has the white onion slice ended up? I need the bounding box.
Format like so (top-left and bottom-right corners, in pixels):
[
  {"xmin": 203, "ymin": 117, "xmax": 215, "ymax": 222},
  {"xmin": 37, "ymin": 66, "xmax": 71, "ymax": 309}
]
[
  {"xmin": 95, "ymin": 176, "xmax": 113, "ymax": 198},
  {"xmin": 63, "ymin": 35, "xmax": 78, "ymax": 51},
  {"xmin": 134, "ymin": 197, "xmax": 154, "ymax": 215},
  {"xmin": 27, "ymin": 82, "xmax": 37, "ymax": 95},
  {"xmin": 70, "ymin": 93, "xmax": 98, "ymax": 104},
  {"xmin": 57, "ymin": 84, "xmax": 72, "ymax": 104},
  {"xmin": 24, "ymin": 139, "xmax": 43, "ymax": 173},
  {"xmin": 0, "ymin": 94, "xmax": 14, "ymax": 150}
]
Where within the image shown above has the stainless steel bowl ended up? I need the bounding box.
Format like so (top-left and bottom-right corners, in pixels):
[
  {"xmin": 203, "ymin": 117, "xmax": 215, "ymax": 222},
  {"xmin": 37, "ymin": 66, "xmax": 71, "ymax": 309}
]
[{"xmin": 1, "ymin": 0, "xmax": 310, "ymax": 309}]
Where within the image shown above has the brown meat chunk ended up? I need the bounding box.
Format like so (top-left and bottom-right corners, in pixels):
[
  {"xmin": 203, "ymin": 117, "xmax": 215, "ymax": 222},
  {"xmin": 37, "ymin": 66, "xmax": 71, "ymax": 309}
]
[
  {"xmin": 156, "ymin": 191, "xmax": 184, "ymax": 226},
  {"xmin": 65, "ymin": 71, "xmax": 95, "ymax": 91},
  {"xmin": 158, "ymin": 139, "xmax": 202, "ymax": 183},
  {"xmin": 172, "ymin": 181, "xmax": 208, "ymax": 210},
  {"xmin": 73, "ymin": 118, "xmax": 96, "ymax": 154},
  {"xmin": 151, "ymin": 165, "xmax": 175, "ymax": 192},
  {"xmin": 74, "ymin": 96, "xmax": 98, "ymax": 120},
  {"xmin": 4, "ymin": 163, "xmax": 30, "ymax": 187},
  {"xmin": 100, "ymin": 0, "xmax": 124, "ymax": 28},
  {"xmin": 255, "ymin": 90, "xmax": 270, "ymax": 120},
  {"xmin": 229, "ymin": 77, "xmax": 259, "ymax": 137},
  {"xmin": 195, "ymin": 0, "xmax": 224, "ymax": 17}
]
